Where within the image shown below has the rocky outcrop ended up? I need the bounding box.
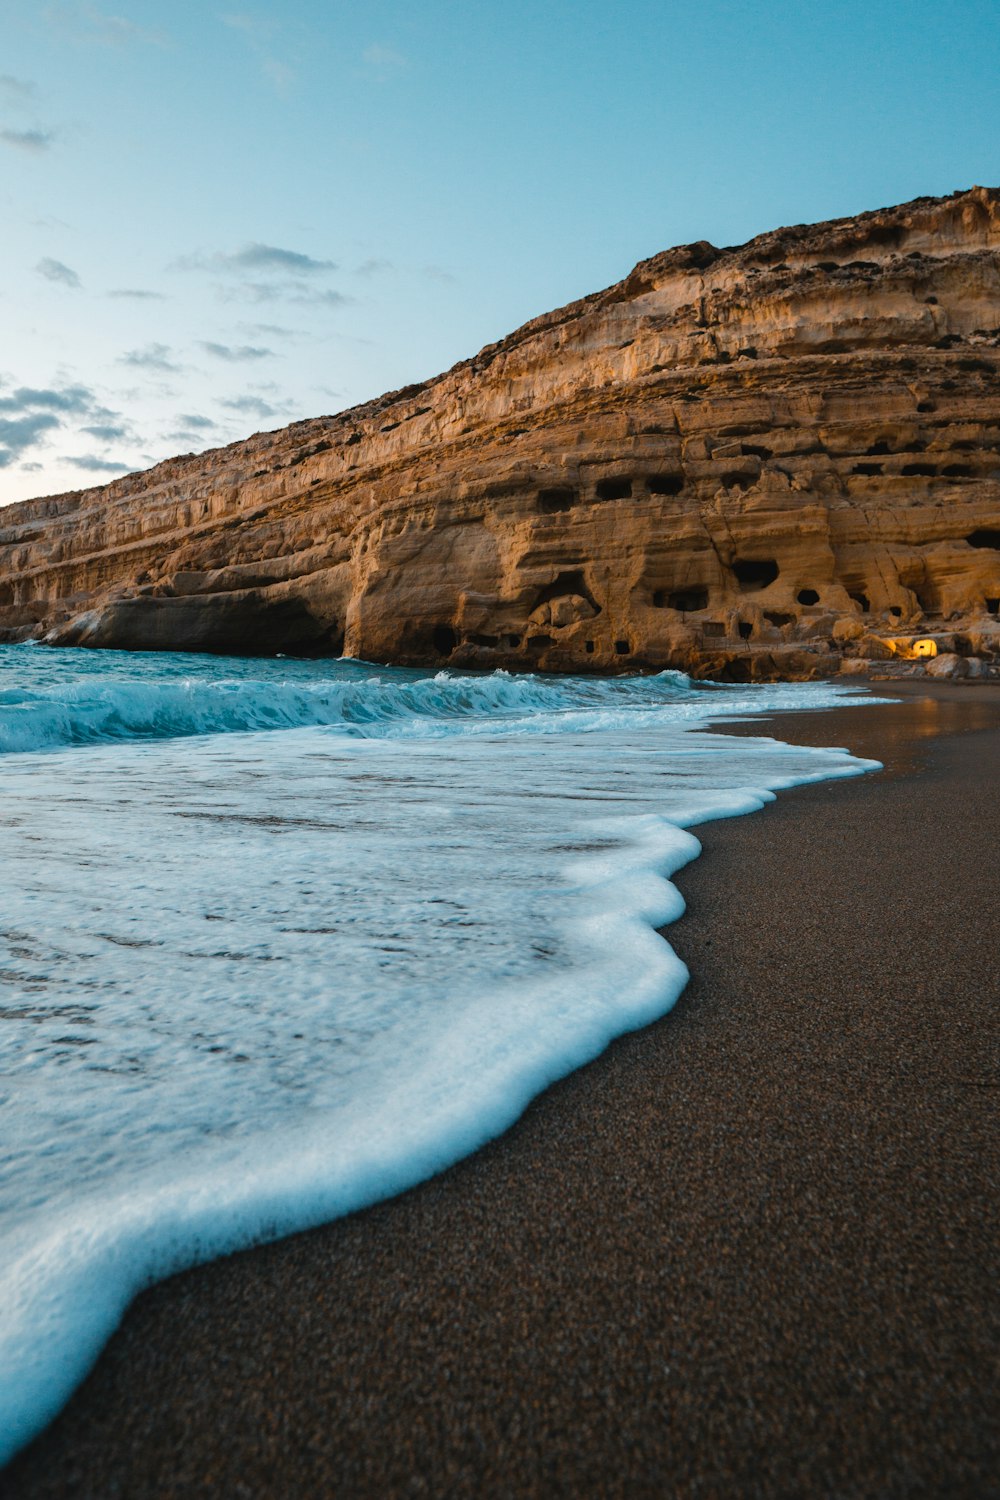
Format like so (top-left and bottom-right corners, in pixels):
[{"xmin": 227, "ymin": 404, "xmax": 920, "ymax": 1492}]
[{"xmin": 2, "ymin": 187, "xmax": 1000, "ymax": 679}]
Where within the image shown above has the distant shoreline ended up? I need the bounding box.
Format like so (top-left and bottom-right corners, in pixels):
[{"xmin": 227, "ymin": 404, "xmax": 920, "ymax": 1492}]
[{"xmin": 7, "ymin": 681, "xmax": 1000, "ymax": 1497}]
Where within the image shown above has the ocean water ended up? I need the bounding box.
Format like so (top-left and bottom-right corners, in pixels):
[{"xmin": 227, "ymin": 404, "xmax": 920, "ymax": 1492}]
[{"xmin": 0, "ymin": 646, "xmax": 882, "ymax": 1462}]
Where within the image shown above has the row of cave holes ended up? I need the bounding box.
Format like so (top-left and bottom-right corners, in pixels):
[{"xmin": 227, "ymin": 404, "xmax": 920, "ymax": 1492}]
[
  {"xmin": 432, "ymin": 625, "xmax": 634, "ymax": 657},
  {"xmin": 538, "ymin": 475, "xmax": 683, "ymax": 513},
  {"xmin": 429, "ymin": 529, "xmax": 1000, "ymax": 654}
]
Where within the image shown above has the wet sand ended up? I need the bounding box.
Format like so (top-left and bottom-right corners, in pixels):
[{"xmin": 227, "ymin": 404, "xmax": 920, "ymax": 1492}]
[{"xmin": 5, "ymin": 683, "xmax": 999, "ymax": 1498}]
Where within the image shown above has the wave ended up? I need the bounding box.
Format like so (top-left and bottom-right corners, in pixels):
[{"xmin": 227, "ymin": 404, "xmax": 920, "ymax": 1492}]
[{"xmin": 0, "ymin": 665, "xmax": 708, "ymax": 756}]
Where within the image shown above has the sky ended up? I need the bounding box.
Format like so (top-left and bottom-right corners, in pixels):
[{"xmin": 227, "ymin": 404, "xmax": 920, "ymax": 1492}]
[{"xmin": 0, "ymin": 0, "xmax": 998, "ymax": 507}]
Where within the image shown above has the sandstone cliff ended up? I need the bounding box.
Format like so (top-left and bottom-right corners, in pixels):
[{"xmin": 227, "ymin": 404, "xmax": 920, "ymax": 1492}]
[{"xmin": 2, "ymin": 186, "xmax": 999, "ymax": 679}]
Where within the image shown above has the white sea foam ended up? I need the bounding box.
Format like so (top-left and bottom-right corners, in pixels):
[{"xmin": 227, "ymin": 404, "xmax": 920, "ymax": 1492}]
[{"xmin": 0, "ymin": 647, "xmax": 883, "ymax": 1462}]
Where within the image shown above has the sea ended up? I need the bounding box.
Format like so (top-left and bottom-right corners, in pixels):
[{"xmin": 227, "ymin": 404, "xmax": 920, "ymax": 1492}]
[{"xmin": 0, "ymin": 644, "xmax": 882, "ymax": 1461}]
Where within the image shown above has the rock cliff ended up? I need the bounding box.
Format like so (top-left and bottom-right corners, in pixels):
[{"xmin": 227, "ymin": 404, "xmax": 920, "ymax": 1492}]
[{"xmin": 2, "ymin": 186, "xmax": 999, "ymax": 679}]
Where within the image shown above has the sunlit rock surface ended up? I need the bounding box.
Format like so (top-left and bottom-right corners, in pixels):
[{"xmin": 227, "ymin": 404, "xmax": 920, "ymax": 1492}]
[{"xmin": 2, "ymin": 187, "xmax": 999, "ymax": 678}]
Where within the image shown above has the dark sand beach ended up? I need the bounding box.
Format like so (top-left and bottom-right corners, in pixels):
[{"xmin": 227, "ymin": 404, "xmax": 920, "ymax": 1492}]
[{"xmin": 5, "ymin": 682, "xmax": 999, "ymax": 1499}]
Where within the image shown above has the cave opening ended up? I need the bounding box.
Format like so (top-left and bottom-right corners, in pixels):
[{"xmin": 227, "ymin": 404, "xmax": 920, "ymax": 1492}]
[
  {"xmin": 653, "ymin": 586, "xmax": 708, "ymax": 611},
  {"xmin": 432, "ymin": 625, "xmax": 457, "ymax": 656},
  {"xmin": 596, "ymin": 476, "xmax": 633, "ymax": 501},
  {"xmin": 733, "ymin": 559, "xmax": 779, "ymax": 589},
  {"xmin": 764, "ymin": 611, "xmax": 795, "ymax": 628},
  {"xmin": 532, "ymin": 570, "xmax": 601, "ymax": 614},
  {"xmin": 797, "ymin": 588, "xmax": 820, "ymax": 606},
  {"xmin": 849, "ymin": 592, "xmax": 871, "ymax": 612},
  {"xmin": 614, "ymin": 640, "xmax": 631, "ymax": 655},
  {"xmin": 967, "ymin": 530, "xmax": 1000, "ymax": 549},
  {"xmin": 986, "ymin": 598, "xmax": 999, "ymax": 613},
  {"xmin": 538, "ymin": 487, "xmax": 577, "ymax": 514},
  {"xmin": 737, "ymin": 621, "xmax": 753, "ymax": 640},
  {"xmin": 647, "ymin": 474, "xmax": 684, "ymax": 496}
]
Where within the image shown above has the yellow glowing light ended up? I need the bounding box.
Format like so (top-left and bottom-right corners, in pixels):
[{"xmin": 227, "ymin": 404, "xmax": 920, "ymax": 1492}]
[{"xmin": 912, "ymin": 638, "xmax": 938, "ymax": 658}]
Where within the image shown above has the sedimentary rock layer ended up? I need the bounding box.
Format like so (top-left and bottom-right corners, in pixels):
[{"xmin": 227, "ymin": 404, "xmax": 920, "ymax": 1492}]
[{"xmin": 2, "ymin": 187, "xmax": 999, "ymax": 678}]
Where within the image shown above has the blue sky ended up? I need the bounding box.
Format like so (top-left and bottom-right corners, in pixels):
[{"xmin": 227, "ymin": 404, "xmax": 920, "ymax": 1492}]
[{"xmin": 1, "ymin": 0, "xmax": 997, "ymax": 505}]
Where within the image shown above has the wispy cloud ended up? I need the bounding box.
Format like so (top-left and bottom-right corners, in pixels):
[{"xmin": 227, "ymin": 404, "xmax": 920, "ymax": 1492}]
[
  {"xmin": 0, "ymin": 412, "xmax": 60, "ymax": 467},
  {"xmin": 66, "ymin": 453, "xmax": 132, "ymax": 473},
  {"xmin": 200, "ymin": 341, "xmax": 275, "ymax": 362},
  {"xmin": 44, "ymin": 3, "xmax": 169, "ymax": 48},
  {"xmin": 107, "ymin": 287, "xmax": 166, "ymax": 301},
  {"xmin": 175, "ymin": 412, "xmax": 216, "ymax": 430},
  {"xmin": 2, "ymin": 128, "xmax": 55, "ymax": 153},
  {"xmin": 363, "ymin": 43, "xmax": 409, "ymax": 81},
  {"xmin": 0, "ymin": 380, "xmax": 122, "ymax": 469},
  {"xmin": 36, "ymin": 256, "xmax": 82, "ymax": 288},
  {"xmin": 119, "ymin": 343, "xmax": 180, "ymax": 372},
  {"xmin": 81, "ymin": 421, "xmax": 129, "ymax": 441},
  {"xmin": 173, "ymin": 242, "xmax": 347, "ymax": 309},
  {"xmin": 0, "ymin": 384, "xmax": 95, "ymax": 414},
  {"xmin": 177, "ymin": 242, "xmax": 336, "ymax": 275},
  {"xmin": 0, "ymin": 75, "xmax": 35, "ymax": 103},
  {"xmin": 220, "ymin": 394, "xmax": 280, "ymax": 419},
  {"xmin": 423, "ymin": 264, "xmax": 457, "ymax": 285},
  {"xmin": 355, "ymin": 257, "xmax": 393, "ymax": 277},
  {"xmin": 221, "ymin": 13, "xmax": 295, "ymax": 92}
]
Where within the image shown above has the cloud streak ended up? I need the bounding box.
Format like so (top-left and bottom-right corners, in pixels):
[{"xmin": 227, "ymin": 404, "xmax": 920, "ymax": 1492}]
[
  {"xmin": 0, "ymin": 381, "xmax": 127, "ymax": 471},
  {"xmin": 177, "ymin": 242, "xmax": 336, "ymax": 275},
  {"xmin": 107, "ymin": 287, "xmax": 166, "ymax": 301},
  {"xmin": 36, "ymin": 257, "xmax": 82, "ymax": 288},
  {"xmin": 2, "ymin": 128, "xmax": 55, "ymax": 153},
  {"xmin": 200, "ymin": 342, "xmax": 275, "ymax": 362},
  {"xmin": 119, "ymin": 343, "xmax": 180, "ymax": 372},
  {"xmin": 44, "ymin": 4, "xmax": 169, "ymax": 49}
]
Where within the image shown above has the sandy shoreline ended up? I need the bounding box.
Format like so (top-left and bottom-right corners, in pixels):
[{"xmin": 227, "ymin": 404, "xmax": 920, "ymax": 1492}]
[{"xmin": 5, "ymin": 682, "xmax": 999, "ymax": 1498}]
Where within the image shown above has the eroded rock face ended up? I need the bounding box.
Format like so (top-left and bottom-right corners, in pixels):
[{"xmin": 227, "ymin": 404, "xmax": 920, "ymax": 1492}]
[{"xmin": 2, "ymin": 187, "xmax": 1000, "ymax": 678}]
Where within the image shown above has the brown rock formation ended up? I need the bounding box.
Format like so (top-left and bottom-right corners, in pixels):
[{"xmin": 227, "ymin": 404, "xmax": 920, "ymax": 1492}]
[{"xmin": 2, "ymin": 187, "xmax": 1000, "ymax": 679}]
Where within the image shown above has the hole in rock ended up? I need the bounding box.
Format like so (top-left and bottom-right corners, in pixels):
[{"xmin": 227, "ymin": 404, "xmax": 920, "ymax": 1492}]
[
  {"xmin": 702, "ymin": 622, "xmax": 727, "ymax": 638},
  {"xmin": 853, "ymin": 463, "xmax": 883, "ymax": 476},
  {"xmin": 737, "ymin": 621, "xmax": 753, "ymax": 640},
  {"xmin": 916, "ymin": 400, "xmax": 937, "ymax": 412},
  {"xmin": 722, "ymin": 472, "xmax": 757, "ymax": 491},
  {"xmin": 585, "ymin": 640, "xmax": 595, "ymax": 653},
  {"xmin": 901, "ymin": 462, "xmax": 937, "ymax": 477},
  {"xmin": 733, "ymin": 559, "xmax": 779, "ymax": 589},
  {"xmin": 797, "ymin": 588, "xmax": 820, "ymax": 606},
  {"xmin": 538, "ymin": 487, "xmax": 577, "ymax": 514},
  {"xmin": 614, "ymin": 640, "xmax": 631, "ymax": 655},
  {"xmin": 849, "ymin": 592, "xmax": 871, "ymax": 612},
  {"xmin": 764, "ymin": 611, "xmax": 795, "ymax": 628},
  {"xmin": 968, "ymin": 530, "xmax": 1000, "ymax": 549},
  {"xmin": 469, "ymin": 634, "xmax": 498, "ymax": 648},
  {"xmin": 527, "ymin": 635, "xmax": 555, "ymax": 650},
  {"xmin": 647, "ymin": 473, "xmax": 684, "ymax": 496},
  {"xmin": 889, "ymin": 606, "xmax": 903, "ymax": 618},
  {"xmin": 432, "ymin": 626, "xmax": 457, "ymax": 656},
  {"xmin": 867, "ymin": 440, "xmax": 891, "ymax": 455},
  {"xmin": 654, "ymin": 586, "xmax": 709, "ymax": 611},
  {"xmin": 942, "ymin": 464, "xmax": 973, "ymax": 478},
  {"xmin": 596, "ymin": 476, "xmax": 633, "ymax": 501},
  {"xmin": 532, "ymin": 571, "xmax": 601, "ymax": 614},
  {"xmin": 924, "ymin": 296, "xmax": 939, "ymax": 305},
  {"xmin": 986, "ymin": 598, "xmax": 999, "ymax": 613},
  {"xmin": 742, "ymin": 444, "xmax": 773, "ymax": 461},
  {"xmin": 503, "ymin": 634, "xmax": 521, "ymax": 649}
]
